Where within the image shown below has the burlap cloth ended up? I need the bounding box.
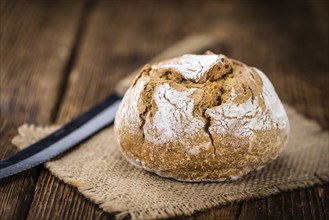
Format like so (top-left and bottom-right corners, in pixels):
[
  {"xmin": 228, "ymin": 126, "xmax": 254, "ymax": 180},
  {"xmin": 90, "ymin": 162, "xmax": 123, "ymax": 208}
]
[{"xmin": 12, "ymin": 104, "xmax": 329, "ymax": 219}]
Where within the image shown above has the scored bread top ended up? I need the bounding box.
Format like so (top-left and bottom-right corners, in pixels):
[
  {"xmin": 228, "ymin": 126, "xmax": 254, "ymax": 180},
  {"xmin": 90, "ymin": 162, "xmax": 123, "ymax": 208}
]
[
  {"xmin": 114, "ymin": 53, "xmax": 290, "ymax": 181},
  {"xmin": 116, "ymin": 54, "xmax": 288, "ymax": 150},
  {"xmin": 152, "ymin": 54, "xmax": 222, "ymax": 82}
]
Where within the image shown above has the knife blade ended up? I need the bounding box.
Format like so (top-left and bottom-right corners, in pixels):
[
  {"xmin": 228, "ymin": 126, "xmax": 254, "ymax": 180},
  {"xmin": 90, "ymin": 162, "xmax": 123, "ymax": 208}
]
[
  {"xmin": 0, "ymin": 94, "xmax": 122, "ymax": 178},
  {"xmin": 0, "ymin": 31, "xmax": 225, "ymax": 179}
]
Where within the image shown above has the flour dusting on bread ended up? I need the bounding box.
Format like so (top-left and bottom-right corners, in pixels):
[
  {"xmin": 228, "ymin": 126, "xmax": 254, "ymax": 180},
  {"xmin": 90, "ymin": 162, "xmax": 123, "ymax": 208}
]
[
  {"xmin": 114, "ymin": 53, "xmax": 290, "ymax": 182},
  {"xmin": 115, "ymin": 76, "xmax": 149, "ymax": 135},
  {"xmin": 206, "ymin": 67, "xmax": 289, "ymax": 139},
  {"xmin": 143, "ymin": 83, "xmax": 205, "ymax": 144},
  {"xmin": 152, "ymin": 54, "xmax": 220, "ymax": 81}
]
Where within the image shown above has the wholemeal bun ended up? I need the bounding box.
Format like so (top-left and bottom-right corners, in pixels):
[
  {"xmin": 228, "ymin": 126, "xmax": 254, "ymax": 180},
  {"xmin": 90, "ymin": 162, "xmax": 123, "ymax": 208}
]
[{"xmin": 114, "ymin": 53, "xmax": 290, "ymax": 182}]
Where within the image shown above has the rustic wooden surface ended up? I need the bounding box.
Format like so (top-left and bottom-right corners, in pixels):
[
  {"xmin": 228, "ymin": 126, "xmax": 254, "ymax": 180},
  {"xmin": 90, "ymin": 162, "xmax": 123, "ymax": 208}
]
[{"xmin": 1, "ymin": 1, "xmax": 328, "ymax": 219}]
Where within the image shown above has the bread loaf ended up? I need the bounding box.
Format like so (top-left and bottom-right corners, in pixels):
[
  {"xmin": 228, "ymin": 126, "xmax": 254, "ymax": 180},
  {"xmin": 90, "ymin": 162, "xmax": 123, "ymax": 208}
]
[{"xmin": 114, "ymin": 53, "xmax": 290, "ymax": 182}]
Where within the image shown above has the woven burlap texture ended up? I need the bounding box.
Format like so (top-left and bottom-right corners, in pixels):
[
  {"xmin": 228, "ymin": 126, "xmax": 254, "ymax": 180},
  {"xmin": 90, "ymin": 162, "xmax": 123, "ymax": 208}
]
[{"xmin": 12, "ymin": 104, "xmax": 329, "ymax": 220}]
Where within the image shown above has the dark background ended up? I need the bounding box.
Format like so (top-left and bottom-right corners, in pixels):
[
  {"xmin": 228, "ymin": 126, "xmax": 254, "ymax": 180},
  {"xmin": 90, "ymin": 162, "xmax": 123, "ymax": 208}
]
[{"xmin": 1, "ymin": 1, "xmax": 328, "ymax": 219}]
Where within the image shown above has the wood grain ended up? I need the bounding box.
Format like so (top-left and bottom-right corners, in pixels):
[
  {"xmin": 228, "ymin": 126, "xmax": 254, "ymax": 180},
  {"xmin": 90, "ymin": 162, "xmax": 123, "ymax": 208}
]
[
  {"xmin": 115, "ymin": 31, "xmax": 234, "ymax": 96},
  {"xmin": 26, "ymin": 1, "xmax": 167, "ymax": 219},
  {"xmin": 1, "ymin": 0, "xmax": 328, "ymax": 219},
  {"xmin": 0, "ymin": 1, "xmax": 84, "ymax": 219}
]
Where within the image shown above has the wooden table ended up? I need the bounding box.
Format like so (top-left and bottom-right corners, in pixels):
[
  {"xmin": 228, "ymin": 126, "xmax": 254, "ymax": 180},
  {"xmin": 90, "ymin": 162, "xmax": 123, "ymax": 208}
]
[{"xmin": 1, "ymin": 1, "xmax": 328, "ymax": 219}]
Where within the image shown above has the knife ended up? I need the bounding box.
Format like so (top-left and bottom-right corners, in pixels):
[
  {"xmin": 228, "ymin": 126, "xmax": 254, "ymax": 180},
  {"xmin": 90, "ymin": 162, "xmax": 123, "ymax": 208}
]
[{"xmin": 0, "ymin": 31, "xmax": 225, "ymax": 179}]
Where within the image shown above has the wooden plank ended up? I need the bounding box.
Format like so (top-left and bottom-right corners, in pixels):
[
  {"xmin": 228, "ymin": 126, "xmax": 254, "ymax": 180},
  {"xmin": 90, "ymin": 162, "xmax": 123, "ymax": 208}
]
[
  {"xmin": 0, "ymin": 1, "xmax": 84, "ymax": 219},
  {"xmin": 239, "ymin": 198, "xmax": 268, "ymax": 220},
  {"xmin": 23, "ymin": 1, "xmax": 246, "ymax": 219},
  {"xmin": 20, "ymin": 0, "xmax": 329, "ymax": 219},
  {"xmin": 169, "ymin": 202, "xmax": 242, "ymax": 220},
  {"xmin": 229, "ymin": 1, "xmax": 329, "ymax": 219},
  {"xmin": 174, "ymin": 2, "xmax": 329, "ymax": 219},
  {"xmin": 25, "ymin": 0, "xmax": 193, "ymax": 218}
]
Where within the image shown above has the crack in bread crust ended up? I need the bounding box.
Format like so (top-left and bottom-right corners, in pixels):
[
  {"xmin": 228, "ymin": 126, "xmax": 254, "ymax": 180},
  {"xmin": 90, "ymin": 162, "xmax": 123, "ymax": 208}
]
[
  {"xmin": 116, "ymin": 53, "xmax": 290, "ymax": 182},
  {"xmin": 136, "ymin": 55, "xmax": 235, "ymax": 151},
  {"xmin": 135, "ymin": 55, "xmax": 255, "ymax": 160}
]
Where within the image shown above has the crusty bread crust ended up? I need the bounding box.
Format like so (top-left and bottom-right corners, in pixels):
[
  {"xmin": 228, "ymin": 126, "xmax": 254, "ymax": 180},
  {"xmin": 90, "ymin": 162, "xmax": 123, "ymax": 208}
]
[{"xmin": 114, "ymin": 53, "xmax": 290, "ymax": 182}]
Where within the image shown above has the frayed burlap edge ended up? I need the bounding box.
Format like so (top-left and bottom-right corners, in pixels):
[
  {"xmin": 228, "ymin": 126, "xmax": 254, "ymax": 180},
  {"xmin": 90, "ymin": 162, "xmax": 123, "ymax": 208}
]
[
  {"xmin": 11, "ymin": 104, "xmax": 329, "ymax": 220},
  {"xmin": 43, "ymin": 165, "xmax": 329, "ymax": 220},
  {"xmin": 43, "ymin": 160, "xmax": 329, "ymax": 219}
]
